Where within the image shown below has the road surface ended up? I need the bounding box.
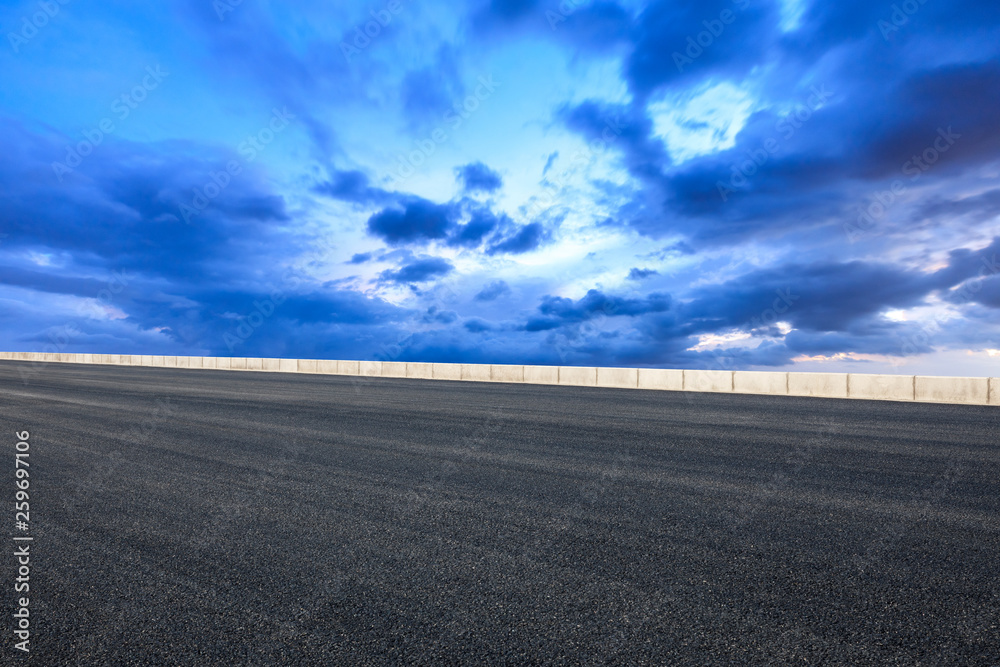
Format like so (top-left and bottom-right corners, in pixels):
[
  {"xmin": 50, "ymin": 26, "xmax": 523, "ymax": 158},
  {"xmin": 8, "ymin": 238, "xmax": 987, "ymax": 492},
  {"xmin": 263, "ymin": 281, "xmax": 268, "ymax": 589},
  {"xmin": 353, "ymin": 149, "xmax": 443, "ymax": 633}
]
[{"xmin": 1, "ymin": 361, "xmax": 998, "ymax": 664}]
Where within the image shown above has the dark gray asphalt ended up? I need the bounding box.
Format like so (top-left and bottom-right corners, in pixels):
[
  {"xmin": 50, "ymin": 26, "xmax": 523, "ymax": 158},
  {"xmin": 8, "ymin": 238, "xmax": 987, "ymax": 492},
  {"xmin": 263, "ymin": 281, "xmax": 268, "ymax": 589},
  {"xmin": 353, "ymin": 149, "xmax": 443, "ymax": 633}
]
[{"xmin": 2, "ymin": 361, "xmax": 999, "ymax": 665}]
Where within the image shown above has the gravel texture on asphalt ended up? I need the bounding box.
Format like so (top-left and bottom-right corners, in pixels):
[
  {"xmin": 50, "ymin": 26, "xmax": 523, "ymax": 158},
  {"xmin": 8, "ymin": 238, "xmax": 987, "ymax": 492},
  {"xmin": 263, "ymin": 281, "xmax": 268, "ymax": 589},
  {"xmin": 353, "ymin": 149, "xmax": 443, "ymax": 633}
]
[{"xmin": 1, "ymin": 361, "xmax": 998, "ymax": 665}]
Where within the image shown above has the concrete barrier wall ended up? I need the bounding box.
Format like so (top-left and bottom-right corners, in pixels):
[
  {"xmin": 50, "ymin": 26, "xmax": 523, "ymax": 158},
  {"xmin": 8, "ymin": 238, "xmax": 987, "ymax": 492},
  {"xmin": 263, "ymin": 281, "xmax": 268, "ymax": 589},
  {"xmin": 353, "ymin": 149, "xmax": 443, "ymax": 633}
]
[
  {"xmin": 848, "ymin": 373, "xmax": 913, "ymax": 402},
  {"xmin": 524, "ymin": 365, "xmax": 559, "ymax": 385},
  {"xmin": 1, "ymin": 352, "xmax": 996, "ymax": 406},
  {"xmin": 685, "ymin": 370, "xmax": 733, "ymax": 393},
  {"xmin": 559, "ymin": 366, "xmax": 597, "ymax": 387},
  {"xmin": 432, "ymin": 363, "xmax": 461, "ymax": 381},
  {"xmin": 788, "ymin": 372, "xmax": 848, "ymax": 399},
  {"xmin": 597, "ymin": 367, "xmax": 638, "ymax": 389},
  {"xmin": 638, "ymin": 368, "xmax": 683, "ymax": 391},
  {"xmin": 915, "ymin": 376, "xmax": 989, "ymax": 405},
  {"xmin": 734, "ymin": 371, "xmax": 788, "ymax": 396}
]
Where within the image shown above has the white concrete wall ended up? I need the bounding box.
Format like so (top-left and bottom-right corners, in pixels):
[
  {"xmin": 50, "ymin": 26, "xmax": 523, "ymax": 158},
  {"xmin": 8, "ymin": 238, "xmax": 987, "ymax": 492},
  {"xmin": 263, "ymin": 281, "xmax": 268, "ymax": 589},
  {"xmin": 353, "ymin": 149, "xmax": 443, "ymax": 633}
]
[
  {"xmin": 337, "ymin": 360, "xmax": 360, "ymax": 376},
  {"xmin": 848, "ymin": 373, "xmax": 914, "ymax": 402},
  {"xmin": 316, "ymin": 360, "xmax": 338, "ymax": 374},
  {"xmin": 382, "ymin": 362, "xmax": 407, "ymax": 378},
  {"xmin": 359, "ymin": 361, "xmax": 382, "ymax": 377},
  {"xmin": 637, "ymin": 369, "xmax": 683, "ymax": 391},
  {"xmin": 734, "ymin": 371, "xmax": 788, "ymax": 396},
  {"xmin": 685, "ymin": 370, "xmax": 733, "ymax": 393},
  {"xmin": 788, "ymin": 372, "xmax": 848, "ymax": 399},
  {"xmin": 597, "ymin": 367, "xmax": 638, "ymax": 389},
  {"xmin": 523, "ymin": 365, "xmax": 559, "ymax": 385},
  {"xmin": 915, "ymin": 376, "xmax": 988, "ymax": 405},
  {"xmin": 407, "ymin": 362, "xmax": 433, "ymax": 379},
  {"xmin": 559, "ymin": 366, "xmax": 597, "ymax": 387},
  {"xmin": 462, "ymin": 364, "xmax": 491, "ymax": 382},
  {"xmin": 433, "ymin": 363, "xmax": 462, "ymax": 381},
  {"xmin": 2, "ymin": 352, "xmax": 996, "ymax": 406},
  {"xmin": 491, "ymin": 365, "xmax": 523, "ymax": 383}
]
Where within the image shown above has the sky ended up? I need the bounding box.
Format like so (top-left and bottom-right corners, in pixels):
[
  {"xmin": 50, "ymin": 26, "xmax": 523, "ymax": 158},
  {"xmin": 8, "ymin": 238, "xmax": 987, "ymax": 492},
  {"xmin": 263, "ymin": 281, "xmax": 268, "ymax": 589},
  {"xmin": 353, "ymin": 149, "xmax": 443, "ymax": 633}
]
[{"xmin": 1, "ymin": 0, "xmax": 999, "ymax": 375}]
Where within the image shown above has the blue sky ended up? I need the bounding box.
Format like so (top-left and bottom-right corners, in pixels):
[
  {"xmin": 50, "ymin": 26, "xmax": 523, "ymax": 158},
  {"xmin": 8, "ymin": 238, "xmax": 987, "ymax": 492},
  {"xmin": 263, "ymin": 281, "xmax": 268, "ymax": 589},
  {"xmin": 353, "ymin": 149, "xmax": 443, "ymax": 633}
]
[{"xmin": 2, "ymin": 0, "xmax": 1000, "ymax": 374}]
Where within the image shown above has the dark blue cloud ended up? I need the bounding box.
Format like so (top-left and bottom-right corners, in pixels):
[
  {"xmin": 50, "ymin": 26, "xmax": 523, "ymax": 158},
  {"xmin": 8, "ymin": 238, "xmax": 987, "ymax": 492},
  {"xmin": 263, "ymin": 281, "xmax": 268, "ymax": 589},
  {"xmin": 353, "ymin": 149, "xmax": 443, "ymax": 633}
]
[
  {"xmin": 529, "ymin": 289, "xmax": 671, "ymax": 330},
  {"xmin": 482, "ymin": 0, "xmax": 539, "ymax": 22},
  {"xmin": 626, "ymin": 0, "xmax": 776, "ymax": 95},
  {"xmin": 448, "ymin": 208, "xmax": 506, "ymax": 247},
  {"xmin": 464, "ymin": 318, "xmax": 494, "ymax": 333},
  {"xmin": 486, "ymin": 222, "xmax": 549, "ymax": 255},
  {"xmin": 455, "ymin": 161, "xmax": 503, "ymax": 193},
  {"xmin": 476, "ymin": 0, "xmax": 631, "ymax": 52},
  {"xmin": 379, "ymin": 257, "xmax": 454, "ymax": 284},
  {"xmin": 628, "ymin": 268, "xmax": 659, "ymax": 280},
  {"xmin": 367, "ymin": 199, "xmax": 457, "ymax": 245},
  {"xmin": 314, "ymin": 170, "xmax": 390, "ymax": 204},
  {"xmin": 474, "ymin": 280, "xmax": 511, "ymax": 301}
]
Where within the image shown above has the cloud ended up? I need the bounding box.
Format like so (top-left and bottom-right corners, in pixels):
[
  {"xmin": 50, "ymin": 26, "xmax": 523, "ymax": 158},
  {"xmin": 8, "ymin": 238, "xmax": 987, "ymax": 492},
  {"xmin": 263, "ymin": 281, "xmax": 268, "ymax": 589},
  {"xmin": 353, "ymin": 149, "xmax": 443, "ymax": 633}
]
[
  {"xmin": 455, "ymin": 161, "xmax": 503, "ymax": 193},
  {"xmin": 379, "ymin": 257, "xmax": 454, "ymax": 284},
  {"xmin": 448, "ymin": 207, "xmax": 506, "ymax": 247},
  {"xmin": 367, "ymin": 199, "xmax": 457, "ymax": 245},
  {"xmin": 313, "ymin": 170, "xmax": 391, "ymax": 204},
  {"xmin": 464, "ymin": 318, "xmax": 494, "ymax": 332},
  {"xmin": 628, "ymin": 268, "xmax": 659, "ymax": 280},
  {"xmin": 486, "ymin": 222, "xmax": 550, "ymax": 255},
  {"xmin": 474, "ymin": 280, "xmax": 511, "ymax": 301},
  {"xmin": 400, "ymin": 46, "xmax": 465, "ymax": 129},
  {"xmin": 525, "ymin": 289, "xmax": 671, "ymax": 332},
  {"xmin": 625, "ymin": 0, "xmax": 777, "ymax": 95}
]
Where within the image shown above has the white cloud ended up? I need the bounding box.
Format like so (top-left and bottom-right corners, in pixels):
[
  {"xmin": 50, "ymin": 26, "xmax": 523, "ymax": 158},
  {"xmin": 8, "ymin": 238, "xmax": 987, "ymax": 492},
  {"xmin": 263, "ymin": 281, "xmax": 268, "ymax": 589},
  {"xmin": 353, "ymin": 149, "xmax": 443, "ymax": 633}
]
[{"xmin": 647, "ymin": 81, "xmax": 758, "ymax": 163}]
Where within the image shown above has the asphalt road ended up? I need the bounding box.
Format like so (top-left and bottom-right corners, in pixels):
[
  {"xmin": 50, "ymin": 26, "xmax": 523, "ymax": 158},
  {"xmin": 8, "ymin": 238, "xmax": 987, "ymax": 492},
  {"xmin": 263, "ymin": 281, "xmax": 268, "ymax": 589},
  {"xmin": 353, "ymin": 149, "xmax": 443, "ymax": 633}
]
[{"xmin": 1, "ymin": 361, "xmax": 998, "ymax": 665}]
